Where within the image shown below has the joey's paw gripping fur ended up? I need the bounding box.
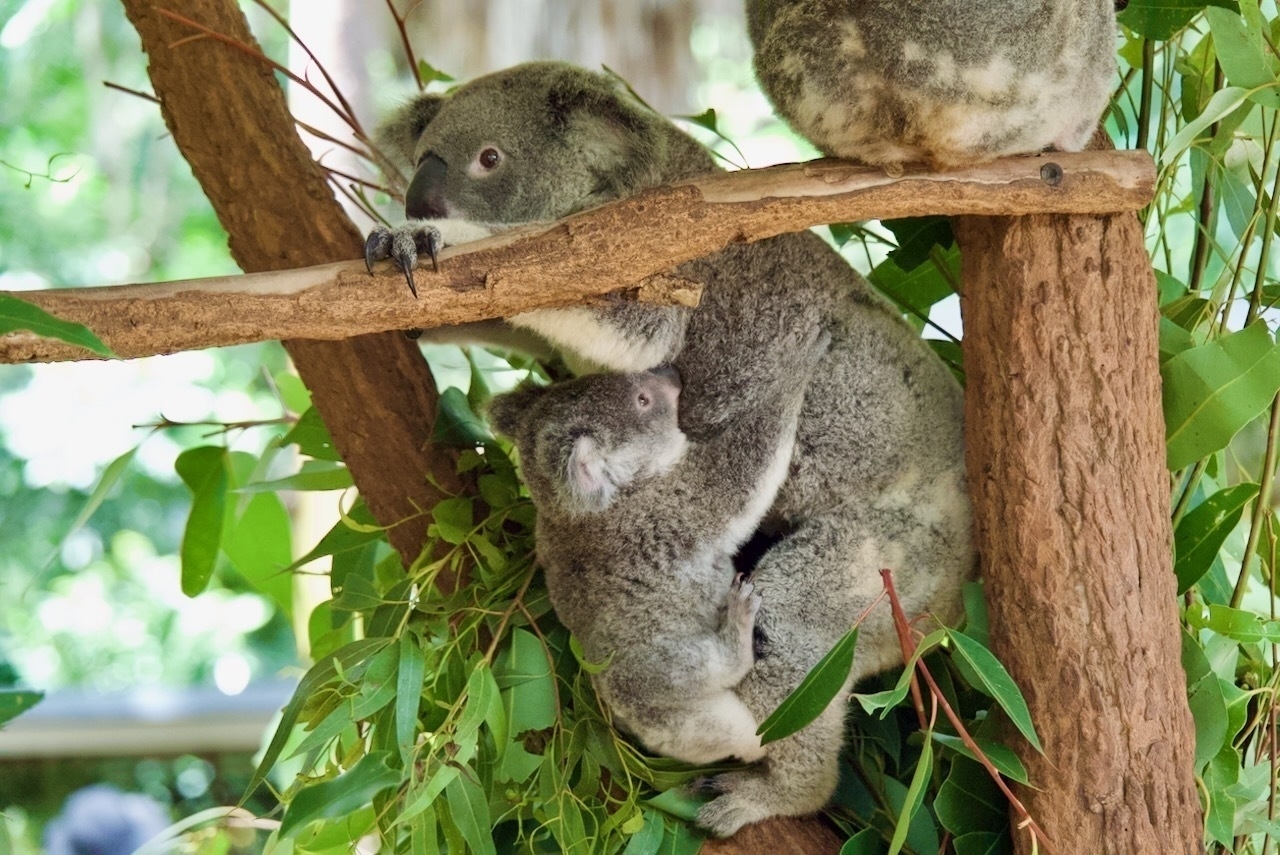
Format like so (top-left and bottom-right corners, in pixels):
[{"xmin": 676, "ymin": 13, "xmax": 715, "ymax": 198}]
[{"xmin": 363, "ymin": 221, "xmax": 445, "ymax": 298}]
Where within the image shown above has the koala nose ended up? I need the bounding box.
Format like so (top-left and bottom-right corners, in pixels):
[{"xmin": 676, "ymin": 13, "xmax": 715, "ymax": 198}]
[{"xmin": 405, "ymin": 153, "xmax": 449, "ymax": 220}]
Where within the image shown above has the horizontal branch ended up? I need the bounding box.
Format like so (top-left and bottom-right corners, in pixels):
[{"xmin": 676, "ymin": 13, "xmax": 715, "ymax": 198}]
[{"xmin": 1, "ymin": 150, "xmax": 1155, "ymax": 364}]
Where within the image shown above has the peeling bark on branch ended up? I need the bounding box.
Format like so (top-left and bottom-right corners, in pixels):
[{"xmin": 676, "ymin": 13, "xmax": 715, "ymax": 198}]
[
  {"xmin": 119, "ymin": 0, "xmax": 463, "ymax": 567},
  {"xmin": 2, "ymin": 151, "xmax": 1154, "ymax": 365},
  {"xmin": 955, "ymin": 212, "xmax": 1201, "ymax": 854}
]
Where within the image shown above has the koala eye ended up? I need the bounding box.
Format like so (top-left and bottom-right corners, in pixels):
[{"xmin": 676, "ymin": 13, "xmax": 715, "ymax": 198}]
[{"xmin": 475, "ymin": 146, "xmax": 502, "ymax": 171}]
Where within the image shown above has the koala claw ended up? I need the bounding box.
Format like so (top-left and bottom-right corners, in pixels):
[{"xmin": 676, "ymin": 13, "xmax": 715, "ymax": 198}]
[
  {"xmin": 363, "ymin": 223, "xmax": 445, "ymax": 298},
  {"xmin": 729, "ymin": 575, "xmax": 763, "ymax": 626}
]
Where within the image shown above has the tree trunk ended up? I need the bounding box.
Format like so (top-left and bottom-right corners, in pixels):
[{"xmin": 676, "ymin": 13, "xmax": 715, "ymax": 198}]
[
  {"xmin": 954, "ymin": 212, "xmax": 1202, "ymax": 853},
  {"xmin": 120, "ymin": 0, "xmax": 465, "ymax": 567}
]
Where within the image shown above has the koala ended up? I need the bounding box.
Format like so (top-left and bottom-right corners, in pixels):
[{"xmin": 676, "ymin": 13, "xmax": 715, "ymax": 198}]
[
  {"xmin": 487, "ymin": 318, "xmax": 827, "ymax": 765},
  {"xmin": 368, "ymin": 62, "xmax": 975, "ymax": 837},
  {"xmin": 746, "ymin": 0, "xmax": 1117, "ymax": 169}
]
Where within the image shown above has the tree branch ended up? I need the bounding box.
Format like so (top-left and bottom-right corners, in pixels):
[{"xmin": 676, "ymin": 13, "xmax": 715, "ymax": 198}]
[{"xmin": 1, "ymin": 151, "xmax": 1154, "ymax": 365}]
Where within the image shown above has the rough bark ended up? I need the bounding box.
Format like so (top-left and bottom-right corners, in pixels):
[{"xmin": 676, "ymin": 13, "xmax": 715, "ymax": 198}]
[
  {"xmin": 120, "ymin": 0, "xmax": 464, "ymax": 567},
  {"xmin": 3, "ymin": 151, "xmax": 1155, "ymax": 364},
  {"xmin": 700, "ymin": 815, "xmax": 845, "ymax": 855},
  {"xmin": 954, "ymin": 213, "xmax": 1202, "ymax": 854}
]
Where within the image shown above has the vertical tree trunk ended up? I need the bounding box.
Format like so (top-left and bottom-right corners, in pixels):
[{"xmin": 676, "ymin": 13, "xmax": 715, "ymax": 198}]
[
  {"xmin": 954, "ymin": 212, "xmax": 1202, "ymax": 853},
  {"xmin": 121, "ymin": 0, "xmax": 465, "ymax": 567}
]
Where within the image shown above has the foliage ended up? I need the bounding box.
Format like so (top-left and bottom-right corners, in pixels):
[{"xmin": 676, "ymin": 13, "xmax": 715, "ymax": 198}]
[{"xmin": 5, "ymin": 0, "xmax": 1280, "ymax": 853}]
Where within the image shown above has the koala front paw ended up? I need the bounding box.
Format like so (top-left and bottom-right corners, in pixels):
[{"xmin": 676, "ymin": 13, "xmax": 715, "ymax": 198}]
[
  {"xmin": 693, "ymin": 771, "xmax": 773, "ymax": 838},
  {"xmin": 729, "ymin": 574, "xmax": 763, "ymax": 632},
  {"xmin": 364, "ymin": 221, "xmax": 445, "ymax": 298}
]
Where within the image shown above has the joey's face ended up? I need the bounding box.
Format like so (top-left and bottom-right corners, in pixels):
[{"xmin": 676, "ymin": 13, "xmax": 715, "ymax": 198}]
[
  {"xmin": 513, "ymin": 369, "xmax": 687, "ymax": 514},
  {"xmin": 400, "ymin": 63, "xmax": 648, "ymax": 226}
]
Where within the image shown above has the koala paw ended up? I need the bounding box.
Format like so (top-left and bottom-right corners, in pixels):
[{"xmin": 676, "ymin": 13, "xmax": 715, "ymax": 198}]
[
  {"xmin": 692, "ymin": 771, "xmax": 772, "ymax": 838},
  {"xmin": 364, "ymin": 221, "xmax": 445, "ymax": 298},
  {"xmin": 729, "ymin": 574, "xmax": 763, "ymax": 630}
]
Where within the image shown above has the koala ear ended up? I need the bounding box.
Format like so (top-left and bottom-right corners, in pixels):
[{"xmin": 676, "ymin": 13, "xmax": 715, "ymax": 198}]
[
  {"xmin": 565, "ymin": 435, "xmax": 616, "ymax": 512},
  {"xmin": 485, "ymin": 386, "xmax": 542, "ymax": 440},
  {"xmin": 375, "ymin": 93, "xmax": 448, "ymax": 175},
  {"xmin": 545, "ymin": 71, "xmax": 665, "ymax": 198}
]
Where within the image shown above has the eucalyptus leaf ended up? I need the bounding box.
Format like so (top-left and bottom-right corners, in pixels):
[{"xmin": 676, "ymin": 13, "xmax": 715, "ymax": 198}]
[
  {"xmin": 1163, "ymin": 322, "xmax": 1280, "ymax": 471},
  {"xmin": 282, "ymin": 406, "xmax": 341, "ymax": 461},
  {"xmin": 888, "ymin": 730, "xmax": 932, "ymax": 855},
  {"xmin": 279, "ymin": 751, "xmax": 400, "ymax": 839},
  {"xmin": 237, "ymin": 460, "xmax": 352, "ymax": 493},
  {"xmin": 0, "ymin": 689, "xmax": 44, "ymax": 726},
  {"xmin": 1119, "ymin": 0, "xmax": 1240, "ymax": 41},
  {"xmin": 396, "ymin": 633, "xmax": 427, "ymax": 769},
  {"xmin": 1173, "ymin": 482, "xmax": 1259, "ymax": 593},
  {"xmin": 174, "ymin": 446, "xmax": 229, "ymax": 597},
  {"xmin": 838, "ymin": 829, "xmax": 885, "ymax": 855},
  {"xmin": 444, "ymin": 774, "xmax": 496, "ymax": 855},
  {"xmin": 756, "ymin": 627, "xmax": 857, "ymax": 745},
  {"xmin": 946, "ymin": 630, "xmax": 1042, "ymax": 753},
  {"xmin": 0, "ymin": 293, "xmax": 116, "ymax": 357}
]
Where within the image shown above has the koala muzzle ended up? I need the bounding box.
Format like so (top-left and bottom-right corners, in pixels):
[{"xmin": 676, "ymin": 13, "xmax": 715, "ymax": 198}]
[{"xmin": 405, "ymin": 153, "xmax": 449, "ymax": 220}]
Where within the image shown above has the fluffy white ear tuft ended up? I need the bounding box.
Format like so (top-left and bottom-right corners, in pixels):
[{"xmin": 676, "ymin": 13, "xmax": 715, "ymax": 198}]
[{"xmin": 564, "ymin": 436, "xmax": 615, "ymax": 512}]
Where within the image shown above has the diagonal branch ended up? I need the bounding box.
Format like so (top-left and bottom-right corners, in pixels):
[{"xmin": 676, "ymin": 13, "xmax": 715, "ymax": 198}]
[{"xmin": 1, "ymin": 150, "xmax": 1155, "ymax": 365}]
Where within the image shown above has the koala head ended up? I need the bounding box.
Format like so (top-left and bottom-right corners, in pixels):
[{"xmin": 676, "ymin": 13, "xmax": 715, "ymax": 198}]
[
  {"xmin": 375, "ymin": 61, "xmax": 712, "ymax": 225},
  {"xmin": 487, "ymin": 368, "xmax": 688, "ymax": 514}
]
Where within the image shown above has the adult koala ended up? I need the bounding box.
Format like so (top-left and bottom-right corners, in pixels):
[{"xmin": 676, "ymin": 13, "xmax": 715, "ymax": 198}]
[
  {"xmin": 367, "ymin": 62, "xmax": 974, "ymax": 837},
  {"xmin": 745, "ymin": 0, "xmax": 1116, "ymax": 169}
]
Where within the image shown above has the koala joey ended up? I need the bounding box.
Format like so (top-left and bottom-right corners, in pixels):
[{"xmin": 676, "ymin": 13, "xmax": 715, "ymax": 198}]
[
  {"xmin": 488, "ymin": 315, "xmax": 826, "ymax": 764},
  {"xmin": 369, "ymin": 62, "xmax": 975, "ymax": 837},
  {"xmin": 746, "ymin": 0, "xmax": 1117, "ymax": 169}
]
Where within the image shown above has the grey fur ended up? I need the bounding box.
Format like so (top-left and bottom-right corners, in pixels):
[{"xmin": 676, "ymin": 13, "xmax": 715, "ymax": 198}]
[
  {"xmin": 371, "ymin": 62, "xmax": 975, "ymax": 836},
  {"xmin": 488, "ymin": 316, "xmax": 826, "ymax": 763},
  {"xmin": 747, "ymin": 0, "xmax": 1116, "ymax": 168}
]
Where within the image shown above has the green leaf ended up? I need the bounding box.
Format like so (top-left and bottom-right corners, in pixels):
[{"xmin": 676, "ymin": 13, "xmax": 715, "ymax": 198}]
[
  {"xmin": 869, "ymin": 245, "xmax": 960, "ymax": 318},
  {"xmin": 416, "ymin": 59, "xmax": 455, "ymax": 86},
  {"xmin": 1205, "ymin": 4, "xmax": 1280, "ymax": 108},
  {"xmin": 431, "ymin": 497, "xmax": 473, "ymax": 545},
  {"xmin": 854, "ymin": 629, "xmax": 946, "ymax": 717},
  {"xmin": 838, "ymin": 829, "xmax": 885, "ymax": 855},
  {"xmin": 888, "ymin": 730, "xmax": 932, "ymax": 855},
  {"xmin": 222, "ymin": 491, "xmax": 294, "ymax": 617},
  {"xmin": 1160, "ymin": 86, "xmax": 1251, "ymax": 166},
  {"xmin": 1119, "ymin": 0, "xmax": 1240, "ymax": 40},
  {"xmin": 245, "ymin": 638, "xmax": 392, "ymax": 799},
  {"xmin": 238, "ymin": 460, "xmax": 353, "ymax": 493},
  {"xmin": 0, "ymin": 293, "xmax": 116, "ymax": 357},
  {"xmin": 1187, "ymin": 602, "xmax": 1280, "ymax": 642},
  {"xmin": 287, "ymin": 502, "xmax": 384, "ymax": 572},
  {"xmin": 1203, "ymin": 744, "xmax": 1240, "ymax": 845},
  {"xmin": 1163, "ymin": 322, "xmax": 1280, "ymax": 471},
  {"xmin": 174, "ymin": 446, "xmax": 229, "ymax": 597},
  {"xmin": 621, "ymin": 810, "xmax": 666, "ymax": 855},
  {"xmin": 945, "ymin": 630, "xmax": 1042, "ymax": 753},
  {"xmin": 444, "ymin": 775, "xmax": 496, "ymax": 855},
  {"xmin": 756, "ymin": 627, "xmax": 857, "ymax": 745},
  {"xmin": 282, "ymin": 407, "xmax": 341, "ymax": 461},
  {"xmin": 396, "ymin": 633, "xmax": 427, "ymax": 769},
  {"xmin": 952, "ymin": 832, "xmax": 1005, "ymax": 855},
  {"xmin": 929, "ymin": 732, "xmax": 1029, "ymax": 785},
  {"xmin": 434, "ymin": 387, "xmax": 493, "ymax": 448},
  {"xmin": 882, "ymin": 216, "xmax": 955, "ymax": 272},
  {"xmin": 1182, "ymin": 631, "xmax": 1229, "ymax": 773},
  {"xmin": 1174, "ymin": 483, "xmax": 1259, "ymax": 593},
  {"xmin": 279, "ymin": 751, "xmax": 400, "ymax": 838},
  {"xmin": 42, "ymin": 446, "xmax": 137, "ymax": 572},
  {"xmin": 934, "ymin": 756, "xmax": 1007, "ymax": 838},
  {"xmin": 0, "ymin": 689, "xmax": 44, "ymax": 726}
]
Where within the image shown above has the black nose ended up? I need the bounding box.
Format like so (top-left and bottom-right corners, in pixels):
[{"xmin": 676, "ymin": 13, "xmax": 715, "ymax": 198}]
[{"xmin": 405, "ymin": 153, "xmax": 449, "ymax": 220}]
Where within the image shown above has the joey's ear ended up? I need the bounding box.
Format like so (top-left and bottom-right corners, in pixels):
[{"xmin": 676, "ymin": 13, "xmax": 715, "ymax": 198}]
[
  {"xmin": 374, "ymin": 93, "xmax": 448, "ymax": 175},
  {"xmin": 485, "ymin": 386, "xmax": 542, "ymax": 441},
  {"xmin": 564, "ymin": 435, "xmax": 615, "ymax": 513},
  {"xmin": 545, "ymin": 72, "xmax": 665, "ymax": 198}
]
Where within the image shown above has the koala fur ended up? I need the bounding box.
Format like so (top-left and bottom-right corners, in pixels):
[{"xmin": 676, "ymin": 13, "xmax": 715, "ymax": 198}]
[
  {"xmin": 746, "ymin": 0, "xmax": 1117, "ymax": 169},
  {"xmin": 371, "ymin": 62, "xmax": 975, "ymax": 837},
  {"xmin": 487, "ymin": 316, "xmax": 826, "ymax": 764}
]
